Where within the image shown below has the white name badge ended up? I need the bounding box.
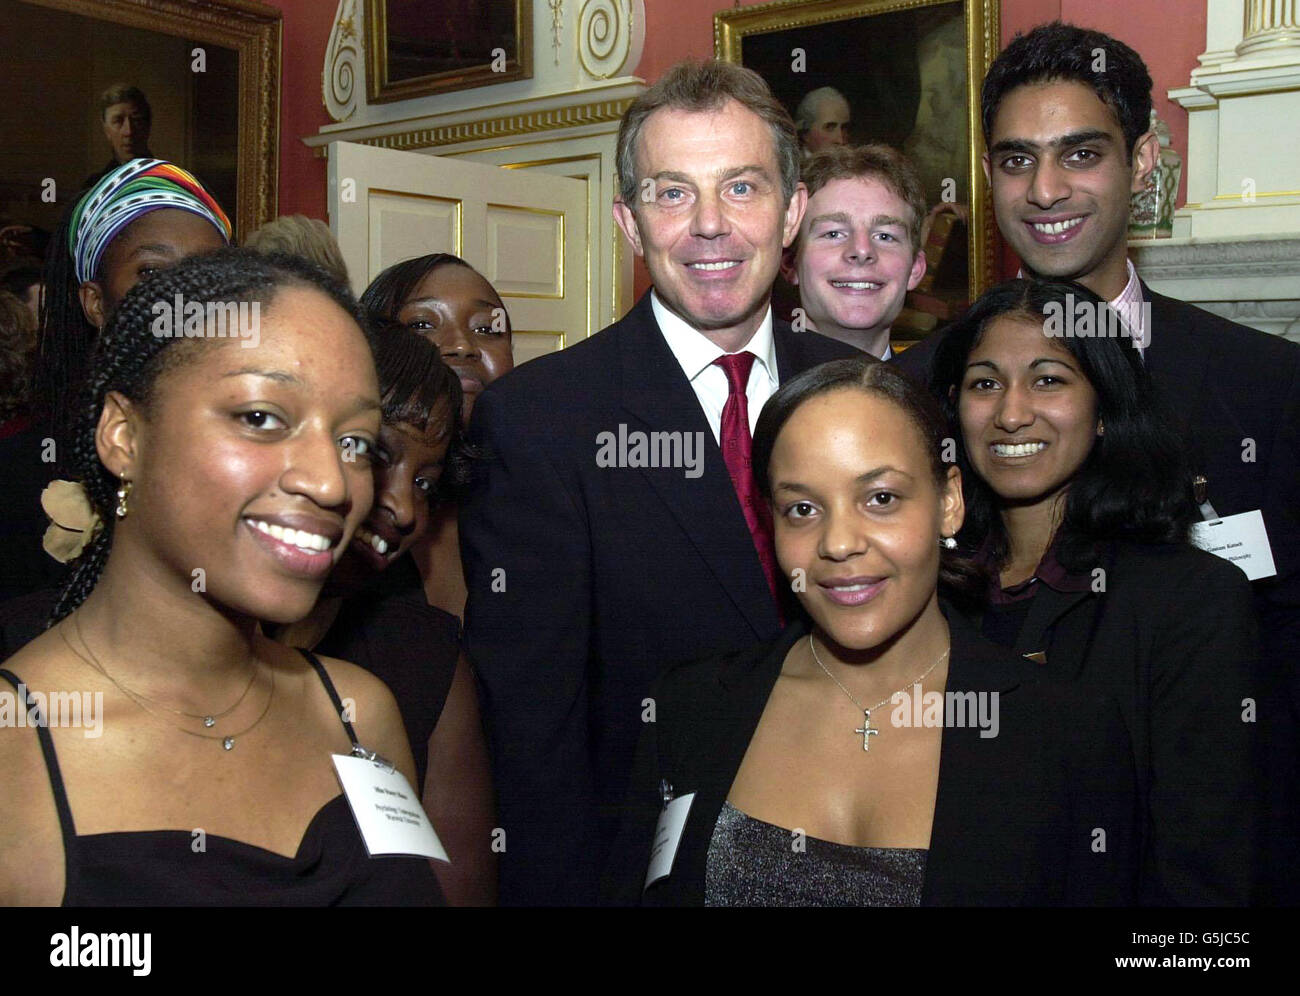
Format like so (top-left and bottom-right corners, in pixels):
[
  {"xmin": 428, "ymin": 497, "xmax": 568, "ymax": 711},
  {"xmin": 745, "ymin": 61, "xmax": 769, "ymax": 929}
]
[
  {"xmin": 644, "ymin": 792, "xmax": 695, "ymax": 890},
  {"xmin": 332, "ymin": 753, "xmax": 449, "ymax": 862},
  {"xmin": 1189, "ymin": 509, "xmax": 1277, "ymax": 582}
]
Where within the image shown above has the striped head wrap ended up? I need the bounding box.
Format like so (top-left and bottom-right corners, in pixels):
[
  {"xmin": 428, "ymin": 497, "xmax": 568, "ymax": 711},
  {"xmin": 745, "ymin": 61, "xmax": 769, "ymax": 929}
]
[{"xmin": 69, "ymin": 158, "xmax": 232, "ymax": 284}]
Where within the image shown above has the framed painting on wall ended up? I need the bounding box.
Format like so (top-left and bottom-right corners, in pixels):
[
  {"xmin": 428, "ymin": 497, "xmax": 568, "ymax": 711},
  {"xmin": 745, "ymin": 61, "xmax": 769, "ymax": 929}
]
[
  {"xmin": 366, "ymin": 0, "xmax": 533, "ymax": 103},
  {"xmin": 716, "ymin": 0, "xmax": 999, "ymax": 344},
  {"xmin": 0, "ymin": 0, "xmax": 280, "ymax": 241}
]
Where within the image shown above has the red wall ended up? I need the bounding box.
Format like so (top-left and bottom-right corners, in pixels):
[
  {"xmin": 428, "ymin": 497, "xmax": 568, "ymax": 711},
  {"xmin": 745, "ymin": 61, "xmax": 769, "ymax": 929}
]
[
  {"xmin": 267, "ymin": 1, "xmax": 1207, "ymax": 275},
  {"xmin": 263, "ymin": 0, "xmax": 332, "ymax": 222}
]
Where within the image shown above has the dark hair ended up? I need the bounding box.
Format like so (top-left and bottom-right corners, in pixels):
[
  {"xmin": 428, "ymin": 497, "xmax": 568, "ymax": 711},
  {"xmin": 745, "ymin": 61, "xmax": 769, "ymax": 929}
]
[
  {"xmin": 99, "ymin": 84, "xmax": 151, "ymax": 123},
  {"xmin": 752, "ymin": 356, "xmax": 987, "ymax": 603},
  {"xmin": 360, "ymin": 252, "xmax": 489, "ymax": 324},
  {"xmin": 34, "ymin": 197, "xmax": 98, "ymax": 461},
  {"xmin": 981, "ymin": 21, "xmax": 1153, "ymax": 159},
  {"xmin": 368, "ymin": 318, "xmax": 471, "ymax": 503},
  {"xmin": 0, "ymin": 257, "xmax": 42, "ymax": 299},
  {"xmin": 617, "ymin": 59, "xmax": 801, "ymax": 208},
  {"xmin": 50, "ymin": 248, "xmax": 372, "ymax": 623},
  {"xmin": 928, "ymin": 278, "xmax": 1196, "ymax": 573},
  {"xmin": 0, "ymin": 290, "xmax": 35, "ymax": 422}
]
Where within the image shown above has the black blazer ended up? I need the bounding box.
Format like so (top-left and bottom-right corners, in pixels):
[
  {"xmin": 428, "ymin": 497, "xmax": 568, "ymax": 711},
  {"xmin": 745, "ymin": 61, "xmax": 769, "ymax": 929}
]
[
  {"xmin": 601, "ymin": 606, "xmax": 1140, "ymax": 906},
  {"xmin": 459, "ymin": 293, "xmax": 862, "ymax": 905},
  {"xmin": 895, "ymin": 285, "xmax": 1300, "ymax": 707},
  {"xmin": 965, "ymin": 541, "xmax": 1271, "ymax": 905}
]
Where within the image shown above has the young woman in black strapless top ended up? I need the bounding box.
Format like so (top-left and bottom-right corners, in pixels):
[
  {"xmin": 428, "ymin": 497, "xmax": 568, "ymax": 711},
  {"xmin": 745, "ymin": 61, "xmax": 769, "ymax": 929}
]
[{"xmin": 0, "ymin": 249, "xmax": 442, "ymax": 905}]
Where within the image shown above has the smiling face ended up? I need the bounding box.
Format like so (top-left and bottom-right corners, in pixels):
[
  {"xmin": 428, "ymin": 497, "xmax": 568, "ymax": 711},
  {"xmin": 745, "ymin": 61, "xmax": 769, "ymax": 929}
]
[
  {"xmin": 102, "ymin": 100, "xmax": 151, "ymax": 162},
  {"xmin": 803, "ymin": 94, "xmax": 851, "ymax": 153},
  {"xmin": 82, "ymin": 208, "xmax": 227, "ymax": 329},
  {"xmin": 348, "ymin": 402, "xmax": 453, "ymax": 575},
  {"xmin": 111, "ymin": 284, "xmax": 381, "ymax": 624},
  {"xmin": 769, "ymin": 388, "xmax": 962, "ymax": 653},
  {"xmin": 396, "ymin": 264, "xmax": 511, "ymax": 422},
  {"xmin": 984, "ymin": 80, "xmax": 1156, "ymax": 299},
  {"xmin": 613, "ymin": 99, "xmax": 806, "ymax": 347},
  {"xmin": 957, "ymin": 313, "xmax": 1101, "ymax": 510},
  {"xmin": 793, "ymin": 176, "xmax": 925, "ymax": 353}
]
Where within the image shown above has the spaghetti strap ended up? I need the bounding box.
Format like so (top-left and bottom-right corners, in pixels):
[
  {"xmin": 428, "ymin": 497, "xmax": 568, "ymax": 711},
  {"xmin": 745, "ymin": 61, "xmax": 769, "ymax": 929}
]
[
  {"xmin": 297, "ymin": 649, "xmax": 361, "ymax": 750},
  {"xmin": 0, "ymin": 668, "xmax": 79, "ymax": 843}
]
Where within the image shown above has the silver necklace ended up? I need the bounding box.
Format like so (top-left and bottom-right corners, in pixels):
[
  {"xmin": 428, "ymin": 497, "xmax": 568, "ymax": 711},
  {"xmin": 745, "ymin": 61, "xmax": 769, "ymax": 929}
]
[
  {"xmin": 60, "ymin": 618, "xmax": 273, "ymax": 752},
  {"xmin": 808, "ymin": 634, "xmax": 949, "ymax": 751}
]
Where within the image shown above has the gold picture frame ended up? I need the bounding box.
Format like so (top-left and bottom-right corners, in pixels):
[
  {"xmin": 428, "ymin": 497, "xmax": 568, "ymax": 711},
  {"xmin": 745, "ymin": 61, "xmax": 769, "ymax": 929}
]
[
  {"xmin": 13, "ymin": 0, "xmax": 281, "ymax": 240},
  {"xmin": 365, "ymin": 0, "xmax": 533, "ymax": 104},
  {"xmin": 716, "ymin": 0, "xmax": 999, "ymax": 326}
]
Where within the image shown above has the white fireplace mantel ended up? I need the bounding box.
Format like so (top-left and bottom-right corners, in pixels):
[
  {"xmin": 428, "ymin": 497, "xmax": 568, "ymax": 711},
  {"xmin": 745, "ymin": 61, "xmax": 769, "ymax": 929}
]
[{"xmin": 1135, "ymin": 1, "xmax": 1300, "ymax": 340}]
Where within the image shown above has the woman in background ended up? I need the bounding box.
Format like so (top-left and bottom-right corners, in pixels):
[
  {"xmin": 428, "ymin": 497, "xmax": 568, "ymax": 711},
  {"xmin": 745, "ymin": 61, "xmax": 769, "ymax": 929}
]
[
  {"xmin": 2, "ymin": 159, "xmax": 230, "ymax": 609},
  {"xmin": 361, "ymin": 253, "xmax": 512, "ymax": 619}
]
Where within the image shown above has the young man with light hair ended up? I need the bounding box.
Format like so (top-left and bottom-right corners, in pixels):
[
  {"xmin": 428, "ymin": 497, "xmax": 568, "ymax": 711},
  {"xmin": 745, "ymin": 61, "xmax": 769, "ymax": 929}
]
[{"xmin": 789, "ymin": 144, "xmax": 927, "ymax": 359}]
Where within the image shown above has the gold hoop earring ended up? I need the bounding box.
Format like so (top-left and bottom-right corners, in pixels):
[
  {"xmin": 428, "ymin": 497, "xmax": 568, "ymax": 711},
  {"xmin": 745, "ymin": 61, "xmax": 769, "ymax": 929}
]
[{"xmin": 115, "ymin": 480, "xmax": 133, "ymax": 519}]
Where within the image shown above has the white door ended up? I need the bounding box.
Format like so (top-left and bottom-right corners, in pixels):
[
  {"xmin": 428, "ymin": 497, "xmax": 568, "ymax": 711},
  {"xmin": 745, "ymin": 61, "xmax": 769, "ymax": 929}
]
[{"xmin": 328, "ymin": 140, "xmax": 590, "ymax": 365}]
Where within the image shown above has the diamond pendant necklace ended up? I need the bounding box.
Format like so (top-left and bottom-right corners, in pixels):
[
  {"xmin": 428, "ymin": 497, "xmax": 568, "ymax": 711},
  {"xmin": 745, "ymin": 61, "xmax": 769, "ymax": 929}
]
[
  {"xmin": 60, "ymin": 617, "xmax": 272, "ymax": 751},
  {"xmin": 808, "ymin": 633, "xmax": 949, "ymax": 751}
]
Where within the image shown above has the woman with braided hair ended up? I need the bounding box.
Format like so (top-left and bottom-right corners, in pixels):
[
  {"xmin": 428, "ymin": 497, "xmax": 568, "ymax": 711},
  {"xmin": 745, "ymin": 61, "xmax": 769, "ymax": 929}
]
[
  {"xmin": 0, "ymin": 248, "xmax": 443, "ymax": 905},
  {"xmin": 35, "ymin": 158, "xmax": 232, "ymax": 461},
  {"xmin": 0, "ymin": 160, "xmax": 230, "ymax": 605}
]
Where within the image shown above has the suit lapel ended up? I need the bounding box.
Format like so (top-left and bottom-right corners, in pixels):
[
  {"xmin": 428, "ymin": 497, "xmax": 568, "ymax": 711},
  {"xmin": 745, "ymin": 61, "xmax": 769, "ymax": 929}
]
[
  {"xmin": 616, "ymin": 295, "xmax": 779, "ymax": 638},
  {"xmin": 1143, "ymin": 286, "xmax": 1214, "ymax": 444}
]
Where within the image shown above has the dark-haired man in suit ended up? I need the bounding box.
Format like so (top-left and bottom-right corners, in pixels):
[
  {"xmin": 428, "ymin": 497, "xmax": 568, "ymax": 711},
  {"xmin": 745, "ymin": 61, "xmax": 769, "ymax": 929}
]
[
  {"xmin": 460, "ymin": 59, "xmax": 861, "ymax": 905},
  {"xmin": 896, "ymin": 21, "xmax": 1300, "ymax": 901}
]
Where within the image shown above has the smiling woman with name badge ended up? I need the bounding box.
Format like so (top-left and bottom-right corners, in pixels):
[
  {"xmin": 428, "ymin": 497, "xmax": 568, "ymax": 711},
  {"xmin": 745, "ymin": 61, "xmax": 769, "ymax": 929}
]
[
  {"xmin": 0, "ymin": 249, "xmax": 444, "ymax": 906},
  {"xmin": 928, "ymin": 278, "xmax": 1270, "ymax": 905}
]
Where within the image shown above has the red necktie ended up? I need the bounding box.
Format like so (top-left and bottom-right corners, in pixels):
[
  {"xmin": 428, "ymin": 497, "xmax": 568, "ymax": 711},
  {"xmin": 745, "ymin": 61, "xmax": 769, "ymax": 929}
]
[{"xmin": 714, "ymin": 352, "xmax": 782, "ymax": 610}]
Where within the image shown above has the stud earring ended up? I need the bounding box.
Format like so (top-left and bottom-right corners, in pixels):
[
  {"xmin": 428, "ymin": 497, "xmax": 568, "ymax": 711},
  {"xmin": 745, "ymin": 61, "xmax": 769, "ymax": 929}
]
[
  {"xmin": 940, "ymin": 536, "xmax": 957, "ymax": 550},
  {"xmin": 115, "ymin": 479, "xmax": 133, "ymax": 519}
]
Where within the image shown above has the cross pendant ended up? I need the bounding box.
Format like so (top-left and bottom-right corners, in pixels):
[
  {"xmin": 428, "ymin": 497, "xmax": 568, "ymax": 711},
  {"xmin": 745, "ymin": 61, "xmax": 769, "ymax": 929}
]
[{"xmin": 855, "ymin": 710, "xmax": 879, "ymax": 752}]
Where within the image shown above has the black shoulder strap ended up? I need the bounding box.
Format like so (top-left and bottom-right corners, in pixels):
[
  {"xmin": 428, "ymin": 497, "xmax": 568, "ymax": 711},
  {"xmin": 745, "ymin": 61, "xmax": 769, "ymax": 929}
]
[
  {"xmin": 0, "ymin": 668, "xmax": 79, "ymax": 840},
  {"xmin": 296, "ymin": 649, "xmax": 361, "ymax": 750}
]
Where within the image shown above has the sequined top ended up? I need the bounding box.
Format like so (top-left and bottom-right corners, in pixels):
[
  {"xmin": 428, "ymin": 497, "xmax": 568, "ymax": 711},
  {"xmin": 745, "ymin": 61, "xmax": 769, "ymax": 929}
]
[{"xmin": 705, "ymin": 801, "xmax": 927, "ymax": 907}]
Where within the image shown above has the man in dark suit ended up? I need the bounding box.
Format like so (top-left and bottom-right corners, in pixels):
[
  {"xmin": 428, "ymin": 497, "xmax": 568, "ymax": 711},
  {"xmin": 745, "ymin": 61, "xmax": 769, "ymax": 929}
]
[
  {"xmin": 896, "ymin": 23, "xmax": 1300, "ymax": 714},
  {"xmin": 459, "ymin": 60, "xmax": 861, "ymax": 905}
]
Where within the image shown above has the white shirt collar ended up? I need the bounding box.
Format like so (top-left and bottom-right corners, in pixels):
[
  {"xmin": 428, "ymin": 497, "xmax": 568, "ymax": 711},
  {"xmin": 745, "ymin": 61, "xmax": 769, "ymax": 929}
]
[{"xmin": 651, "ymin": 290, "xmax": 777, "ymax": 384}]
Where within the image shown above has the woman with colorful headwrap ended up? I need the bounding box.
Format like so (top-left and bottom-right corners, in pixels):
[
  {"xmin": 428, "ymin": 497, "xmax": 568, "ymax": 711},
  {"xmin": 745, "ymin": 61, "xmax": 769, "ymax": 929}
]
[
  {"xmin": 0, "ymin": 160, "xmax": 229, "ymax": 605},
  {"xmin": 34, "ymin": 158, "xmax": 231, "ymax": 459}
]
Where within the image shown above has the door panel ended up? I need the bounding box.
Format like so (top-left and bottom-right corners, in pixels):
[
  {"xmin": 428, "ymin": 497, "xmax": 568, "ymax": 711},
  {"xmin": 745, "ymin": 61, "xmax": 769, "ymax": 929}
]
[{"xmin": 329, "ymin": 141, "xmax": 589, "ymax": 364}]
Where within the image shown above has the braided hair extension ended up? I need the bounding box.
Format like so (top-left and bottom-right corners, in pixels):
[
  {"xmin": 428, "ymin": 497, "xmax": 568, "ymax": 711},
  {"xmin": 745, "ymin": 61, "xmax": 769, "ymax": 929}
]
[
  {"xmin": 34, "ymin": 196, "xmax": 97, "ymax": 467},
  {"xmin": 48, "ymin": 247, "xmax": 373, "ymax": 625}
]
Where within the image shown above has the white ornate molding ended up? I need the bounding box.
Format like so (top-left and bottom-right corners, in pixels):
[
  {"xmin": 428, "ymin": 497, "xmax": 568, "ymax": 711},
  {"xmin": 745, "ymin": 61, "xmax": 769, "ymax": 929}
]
[
  {"xmin": 1132, "ymin": 236, "xmax": 1300, "ymax": 341},
  {"xmin": 309, "ymin": 0, "xmax": 647, "ymax": 331},
  {"xmin": 578, "ymin": 0, "xmax": 645, "ymax": 81},
  {"xmin": 323, "ymin": 0, "xmax": 361, "ymax": 123}
]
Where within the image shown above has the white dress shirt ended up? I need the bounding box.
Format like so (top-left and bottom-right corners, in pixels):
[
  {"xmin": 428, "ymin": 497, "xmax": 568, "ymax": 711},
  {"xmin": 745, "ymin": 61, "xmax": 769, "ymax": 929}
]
[
  {"xmin": 1015, "ymin": 259, "xmax": 1148, "ymax": 358},
  {"xmin": 651, "ymin": 291, "xmax": 779, "ymax": 443}
]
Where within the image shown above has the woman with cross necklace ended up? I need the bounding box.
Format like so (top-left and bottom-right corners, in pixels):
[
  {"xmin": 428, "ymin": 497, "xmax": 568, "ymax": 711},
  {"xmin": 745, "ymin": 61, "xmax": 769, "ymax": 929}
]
[{"xmin": 603, "ymin": 357, "xmax": 1140, "ymax": 906}]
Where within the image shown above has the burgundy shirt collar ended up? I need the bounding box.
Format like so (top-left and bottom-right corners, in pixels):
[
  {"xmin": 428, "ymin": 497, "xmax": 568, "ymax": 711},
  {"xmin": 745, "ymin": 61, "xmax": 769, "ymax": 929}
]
[{"xmin": 976, "ymin": 536, "xmax": 1093, "ymax": 604}]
